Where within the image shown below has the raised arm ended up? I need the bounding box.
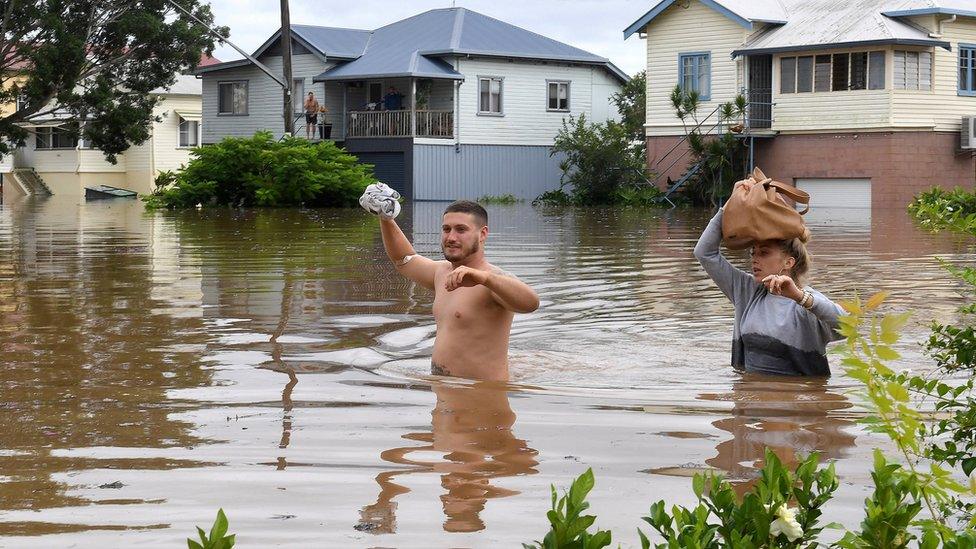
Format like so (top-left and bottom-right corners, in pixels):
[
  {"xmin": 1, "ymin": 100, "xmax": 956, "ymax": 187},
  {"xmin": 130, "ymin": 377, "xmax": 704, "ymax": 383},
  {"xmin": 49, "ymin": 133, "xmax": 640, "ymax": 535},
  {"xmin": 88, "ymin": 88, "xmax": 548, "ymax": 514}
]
[
  {"xmin": 693, "ymin": 209, "xmax": 756, "ymax": 303},
  {"xmin": 379, "ymin": 218, "xmax": 442, "ymax": 290}
]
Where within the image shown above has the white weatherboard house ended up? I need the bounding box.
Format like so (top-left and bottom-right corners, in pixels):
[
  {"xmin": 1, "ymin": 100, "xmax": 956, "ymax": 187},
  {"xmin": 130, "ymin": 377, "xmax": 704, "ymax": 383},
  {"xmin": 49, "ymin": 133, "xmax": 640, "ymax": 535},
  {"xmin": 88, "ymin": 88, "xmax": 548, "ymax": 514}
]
[
  {"xmin": 625, "ymin": 0, "xmax": 976, "ymax": 212},
  {"xmin": 12, "ymin": 68, "xmax": 213, "ymax": 197},
  {"xmin": 196, "ymin": 8, "xmax": 627, "ymax": 201}
]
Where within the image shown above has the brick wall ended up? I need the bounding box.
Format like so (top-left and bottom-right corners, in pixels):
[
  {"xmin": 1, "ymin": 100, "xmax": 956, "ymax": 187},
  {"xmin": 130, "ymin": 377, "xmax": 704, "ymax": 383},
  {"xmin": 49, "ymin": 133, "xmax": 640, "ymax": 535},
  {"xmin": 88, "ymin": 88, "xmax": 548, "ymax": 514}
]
[
  {"xmin": 646, "ymin": 135, "xmax": 691, "ymax": 190},
  {"xmin": 753, "ymin": 132, "xmax": 976, "ymax": 210}
]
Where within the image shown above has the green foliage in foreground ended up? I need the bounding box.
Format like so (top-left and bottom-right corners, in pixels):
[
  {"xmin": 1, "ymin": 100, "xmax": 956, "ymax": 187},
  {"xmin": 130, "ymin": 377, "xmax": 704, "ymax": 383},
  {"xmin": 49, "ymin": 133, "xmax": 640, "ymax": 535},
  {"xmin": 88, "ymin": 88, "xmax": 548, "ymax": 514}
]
[
  {"xmin": 478, "ymin": 194, "xmax": 524, "ymax": 204},
  {"xmin": 188, "ymin": 509, "xmax": 235, "ymax": 549},
  {"xmin": 523, "ymin": 468, "xmax": 612, "ymax": 549},
  {"xmin": 541, "ymin": 114, "xmax": 660, "ymax": 207},
  {"xmin": 145, "ymin": 132, "xmax": 376, "ymax": 209},
  {"xmin": 527, "ymin": 290, "xmax": 976, "ymax": 548}
]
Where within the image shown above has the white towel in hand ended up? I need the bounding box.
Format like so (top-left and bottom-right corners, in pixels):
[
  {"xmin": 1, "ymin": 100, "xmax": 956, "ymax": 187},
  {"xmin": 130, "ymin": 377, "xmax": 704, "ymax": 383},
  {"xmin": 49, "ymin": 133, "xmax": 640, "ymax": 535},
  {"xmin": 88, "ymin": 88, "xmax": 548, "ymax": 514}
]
[{"xmin": 359, "ymin": 182, "xmax": 402, "ymax": 219}]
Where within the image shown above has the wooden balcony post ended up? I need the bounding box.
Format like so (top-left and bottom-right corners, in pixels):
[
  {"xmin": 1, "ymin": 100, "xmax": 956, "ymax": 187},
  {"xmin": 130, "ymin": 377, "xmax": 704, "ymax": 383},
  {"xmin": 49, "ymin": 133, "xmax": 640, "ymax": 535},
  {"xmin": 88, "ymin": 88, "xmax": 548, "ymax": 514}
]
[{"xmin": 410, "ymin": 78, "xmax": 417, "ymax": 137}]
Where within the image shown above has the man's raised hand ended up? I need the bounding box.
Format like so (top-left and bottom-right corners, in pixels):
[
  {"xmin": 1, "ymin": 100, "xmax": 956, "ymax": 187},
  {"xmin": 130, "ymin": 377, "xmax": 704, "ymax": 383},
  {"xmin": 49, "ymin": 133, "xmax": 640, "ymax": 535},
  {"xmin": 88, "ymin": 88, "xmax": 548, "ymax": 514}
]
[
  {"xmin": 445, "ymin": 265, "xmax": 489, "ymax": 291},
  {"xmin": 359, "ymin": 182, "xmax": 402, "ymax": 220}
]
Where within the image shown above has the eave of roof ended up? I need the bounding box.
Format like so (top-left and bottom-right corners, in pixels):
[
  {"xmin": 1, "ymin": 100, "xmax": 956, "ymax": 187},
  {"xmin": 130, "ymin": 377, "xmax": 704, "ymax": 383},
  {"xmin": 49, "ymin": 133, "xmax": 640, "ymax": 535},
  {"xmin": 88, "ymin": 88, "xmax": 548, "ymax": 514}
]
[
  {"xmin": 314, "ymin": 71, "xmax": 465, "ymax": 82},
  {"xmin": 732, "ymin": 37, "xmax": 952, "ymax": 57},
  {"xmin": 193, "ymin": 58, "xmax": 252, "ymax": 74},
  {"xmin": 624, "ymin": 0, "xmax": 786, "ymax": 39},
  {"xmin": 883, "ymin": 7, "xmax": 976, "ymax": 18}
]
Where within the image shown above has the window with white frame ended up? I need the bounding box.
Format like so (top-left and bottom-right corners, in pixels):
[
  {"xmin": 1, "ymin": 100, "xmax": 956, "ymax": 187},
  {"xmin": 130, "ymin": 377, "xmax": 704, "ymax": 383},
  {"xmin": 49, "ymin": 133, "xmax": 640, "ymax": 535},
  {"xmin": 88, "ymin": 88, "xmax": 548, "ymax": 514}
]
[
  {"xmin": 218, "ymin": 81, "xmax": 248, "ymax": 115},
  {"xmin": 292, "ymin": 78, "xmax": 304, "ymax": 114},
  {"xmin": 781, "ymin": 51, "xmax": 885, "ymax": 93},
  {"xmin": 478, "ymin": 77, "xmax": 503, "ymax": 114},
  {"xmin": 35, "ymin": 126, "xmax": 78, "ymax": 149},
  {"xmin": 179, "ymin": 117, "xmax": 199, "ymax": 147},
  {"xmin": 15, "ymin": 94, "xmax": 28, "ymax": 112},
  {"xmin": 894, "ymin": 51, "xmax": 932, "ymax": 90},
  {"xmin": 678, "ymin": 52, "xmax": 710, "ymax": 100},
  {"xmin": 547, "ymin": 81, "xmax": 570, "ymax": 111}
]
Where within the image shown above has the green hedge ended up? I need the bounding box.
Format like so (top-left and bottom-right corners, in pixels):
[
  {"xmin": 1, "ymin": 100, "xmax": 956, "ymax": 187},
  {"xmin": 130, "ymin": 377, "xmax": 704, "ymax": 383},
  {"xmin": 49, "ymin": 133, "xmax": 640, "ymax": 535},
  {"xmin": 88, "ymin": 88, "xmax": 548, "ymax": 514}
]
[{"xmin": 145, "ymin": 132, "xmax": 376, "ymax": 209}]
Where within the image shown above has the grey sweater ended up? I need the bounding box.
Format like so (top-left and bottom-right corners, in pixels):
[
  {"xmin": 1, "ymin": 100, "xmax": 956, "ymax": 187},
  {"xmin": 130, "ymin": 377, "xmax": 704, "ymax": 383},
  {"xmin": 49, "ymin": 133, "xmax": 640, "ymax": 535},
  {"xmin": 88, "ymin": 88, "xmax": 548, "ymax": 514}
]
[{"xmin": 694, "ymin": 211, "xmax": 844, "ymax": 376}]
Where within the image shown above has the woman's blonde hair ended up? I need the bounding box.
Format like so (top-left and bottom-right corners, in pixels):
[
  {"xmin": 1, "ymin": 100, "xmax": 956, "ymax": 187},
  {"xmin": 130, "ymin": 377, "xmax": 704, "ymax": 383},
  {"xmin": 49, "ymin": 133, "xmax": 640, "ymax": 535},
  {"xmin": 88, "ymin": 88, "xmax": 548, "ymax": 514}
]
[{"xmin": 780, "ymin": 227, "xmax": 811, "ymax": 286}]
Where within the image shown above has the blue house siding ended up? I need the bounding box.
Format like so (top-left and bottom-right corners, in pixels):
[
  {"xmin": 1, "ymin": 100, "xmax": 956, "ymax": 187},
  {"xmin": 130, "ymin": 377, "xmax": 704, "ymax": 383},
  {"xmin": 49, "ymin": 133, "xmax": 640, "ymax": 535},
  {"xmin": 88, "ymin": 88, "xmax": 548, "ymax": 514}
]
[{"xmin": 412, "ymin": 143, "xmax": 564, "ymax": 201}]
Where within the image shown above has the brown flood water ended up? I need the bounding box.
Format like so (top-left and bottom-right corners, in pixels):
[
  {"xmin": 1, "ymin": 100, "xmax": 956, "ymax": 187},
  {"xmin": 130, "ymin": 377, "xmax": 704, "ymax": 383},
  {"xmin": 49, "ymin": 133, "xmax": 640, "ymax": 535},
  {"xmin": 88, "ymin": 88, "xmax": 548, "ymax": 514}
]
[{"xmin": 0, "ymin": 195, "xmax": 973, "ymax": 547}]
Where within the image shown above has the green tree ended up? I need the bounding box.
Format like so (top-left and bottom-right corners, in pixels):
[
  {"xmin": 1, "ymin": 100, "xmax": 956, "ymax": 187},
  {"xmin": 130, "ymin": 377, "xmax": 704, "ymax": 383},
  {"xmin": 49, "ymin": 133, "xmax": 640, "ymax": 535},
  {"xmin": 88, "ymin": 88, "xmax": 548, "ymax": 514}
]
[
  {"xmin": 0, "ymin": 0, "xmax": 226, "ymax": 161},
  {"xmin": 612, "ymin": 70, "xmax": 646, "ymax": 142}
]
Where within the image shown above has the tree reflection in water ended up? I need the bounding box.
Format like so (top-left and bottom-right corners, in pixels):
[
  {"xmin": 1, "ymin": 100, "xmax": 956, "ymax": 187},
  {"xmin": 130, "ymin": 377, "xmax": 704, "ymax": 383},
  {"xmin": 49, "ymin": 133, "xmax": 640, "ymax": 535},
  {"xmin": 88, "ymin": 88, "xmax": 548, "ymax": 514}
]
[
  {"xmin": 699, "ymin": 373, "xmax": 857, "ymax": 496},
  {"xmin": 358, "ymin": 381, "xmax": 539, "ymax": 533}
]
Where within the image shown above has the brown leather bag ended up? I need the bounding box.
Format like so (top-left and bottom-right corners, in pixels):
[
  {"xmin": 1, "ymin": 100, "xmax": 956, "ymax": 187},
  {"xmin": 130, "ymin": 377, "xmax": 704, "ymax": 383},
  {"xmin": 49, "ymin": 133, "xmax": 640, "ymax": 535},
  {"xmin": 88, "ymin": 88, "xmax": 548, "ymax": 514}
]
[{"xmin": 721, "ymin": 167, "xmax": 810, "ymax": 250}]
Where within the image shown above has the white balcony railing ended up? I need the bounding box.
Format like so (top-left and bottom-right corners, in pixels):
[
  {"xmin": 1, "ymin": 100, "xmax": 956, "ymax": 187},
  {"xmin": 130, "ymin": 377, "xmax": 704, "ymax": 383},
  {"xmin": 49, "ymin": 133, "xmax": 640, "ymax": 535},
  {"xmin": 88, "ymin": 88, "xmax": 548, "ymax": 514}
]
[{"xmin": 346, "ymin": 110, "xmax": 453, "ymax": 138}]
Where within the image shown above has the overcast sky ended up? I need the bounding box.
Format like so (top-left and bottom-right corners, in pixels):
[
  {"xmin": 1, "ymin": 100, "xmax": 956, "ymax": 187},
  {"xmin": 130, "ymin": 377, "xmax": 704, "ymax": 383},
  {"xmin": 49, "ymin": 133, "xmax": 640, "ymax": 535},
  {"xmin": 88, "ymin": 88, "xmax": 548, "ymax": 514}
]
[{"xmin": 205, "ymin": 0, "xmax": 651, "ymax": 76}]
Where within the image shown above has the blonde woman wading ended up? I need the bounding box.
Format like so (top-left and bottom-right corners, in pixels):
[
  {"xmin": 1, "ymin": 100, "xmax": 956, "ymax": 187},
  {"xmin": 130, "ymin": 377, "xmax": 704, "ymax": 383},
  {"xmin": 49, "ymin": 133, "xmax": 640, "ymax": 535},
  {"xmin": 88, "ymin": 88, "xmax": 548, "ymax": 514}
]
[{"xmin": 694, "ymin": 178, "xmax": 845, "ymax": 376}]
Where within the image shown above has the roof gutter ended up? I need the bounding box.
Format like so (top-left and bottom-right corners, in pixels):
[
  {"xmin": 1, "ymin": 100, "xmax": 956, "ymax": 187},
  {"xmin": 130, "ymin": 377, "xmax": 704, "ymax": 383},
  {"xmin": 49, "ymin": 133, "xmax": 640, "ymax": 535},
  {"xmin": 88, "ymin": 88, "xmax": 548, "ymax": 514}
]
[{"xmin": 732, "ymin": 38, "xmax": 952, "ymax": 58}]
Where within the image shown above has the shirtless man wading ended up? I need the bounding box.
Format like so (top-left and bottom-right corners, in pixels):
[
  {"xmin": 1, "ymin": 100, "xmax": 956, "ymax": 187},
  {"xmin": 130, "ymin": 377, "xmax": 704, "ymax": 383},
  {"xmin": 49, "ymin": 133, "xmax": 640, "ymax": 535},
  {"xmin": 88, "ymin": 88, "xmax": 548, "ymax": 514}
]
[{"xmin": 375, "ymin": 200, "xmax": 539, "ymax": 381}]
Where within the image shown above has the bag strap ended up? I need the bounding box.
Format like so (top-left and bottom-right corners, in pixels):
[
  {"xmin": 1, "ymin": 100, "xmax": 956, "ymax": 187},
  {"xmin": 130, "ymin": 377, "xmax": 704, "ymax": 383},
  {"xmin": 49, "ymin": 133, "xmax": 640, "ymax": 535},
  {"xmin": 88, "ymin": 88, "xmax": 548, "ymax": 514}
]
[{"xmin": 765, "ymin": 180, "xmax": 810, "ymax": 215}]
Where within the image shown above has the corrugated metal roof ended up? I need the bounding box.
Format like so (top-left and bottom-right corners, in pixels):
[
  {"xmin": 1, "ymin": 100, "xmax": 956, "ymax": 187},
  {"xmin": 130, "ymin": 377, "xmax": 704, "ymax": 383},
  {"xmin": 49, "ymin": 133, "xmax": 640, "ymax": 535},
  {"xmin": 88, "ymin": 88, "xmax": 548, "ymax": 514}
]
[
  {"xmin": 151, "ymin": 74, "xmax": 201, "ymax": 95},
  {"xmin": 313, "ymin": 8, "xmax": 627, "ymax": 82},
  {"xmin": 883, "ymin": 0, "xmax": 976, "ymax": 16},
  {"xmin": 732, "ymin": 0, "xmax": 954, "ymax": 56},
  {"xmin": 291, "ymin": 25, "xmax": 371, "ymax": 59}
]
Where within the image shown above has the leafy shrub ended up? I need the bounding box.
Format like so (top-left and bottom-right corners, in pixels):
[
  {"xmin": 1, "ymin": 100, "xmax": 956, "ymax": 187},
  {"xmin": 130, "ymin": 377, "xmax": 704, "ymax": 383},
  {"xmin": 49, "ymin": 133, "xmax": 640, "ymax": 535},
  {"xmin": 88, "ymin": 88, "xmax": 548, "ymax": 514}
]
[
  {"xmin": 145, "ymin": 132, "xmax": 376, "ymax": 209},
  {"xmin": 523, "ymin": 468, "xmax": 612, "ymax": 549},
  {"xmin": 478, "ymin": 193, "xmax": 523, "ymax": 204},
  {"xmin": 188, "ymin": 508, "xmax": 235, "ymax": 549},
  {"xmin": 642, "ymin": 449, "xmax": 837, "ymax": 548},
  {"xmin": 545, "ymin": 114, "xmax": 657, "ymax": 206},
  {"xmin": 908, "ymin": 187, "xmax": 976, "ymax": 234}
]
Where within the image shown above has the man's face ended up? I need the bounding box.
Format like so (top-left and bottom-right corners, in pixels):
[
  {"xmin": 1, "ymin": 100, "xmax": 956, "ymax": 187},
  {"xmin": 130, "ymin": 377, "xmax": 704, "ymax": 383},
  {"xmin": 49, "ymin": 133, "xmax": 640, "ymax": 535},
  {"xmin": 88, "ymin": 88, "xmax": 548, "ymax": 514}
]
[{"xmin": 441, "ymin": 212, "xmax": 486, "ymax": 262}]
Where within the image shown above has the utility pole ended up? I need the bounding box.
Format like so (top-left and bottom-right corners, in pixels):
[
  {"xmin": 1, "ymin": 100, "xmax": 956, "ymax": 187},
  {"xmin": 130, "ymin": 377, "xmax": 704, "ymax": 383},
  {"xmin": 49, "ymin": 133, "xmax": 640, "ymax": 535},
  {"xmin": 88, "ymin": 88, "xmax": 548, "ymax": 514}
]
[{"xmin": 281, "ymin": 0, "xmax": 294, "ymax": 136}]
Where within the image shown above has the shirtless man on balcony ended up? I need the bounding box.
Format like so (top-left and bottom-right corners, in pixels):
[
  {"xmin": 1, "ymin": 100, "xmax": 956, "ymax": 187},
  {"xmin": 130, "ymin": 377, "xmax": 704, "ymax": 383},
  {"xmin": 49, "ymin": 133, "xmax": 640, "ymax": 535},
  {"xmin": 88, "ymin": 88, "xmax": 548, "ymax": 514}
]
[{"xmin": 370, "ymin": 198, "xmax": 539, "ymax": 381}]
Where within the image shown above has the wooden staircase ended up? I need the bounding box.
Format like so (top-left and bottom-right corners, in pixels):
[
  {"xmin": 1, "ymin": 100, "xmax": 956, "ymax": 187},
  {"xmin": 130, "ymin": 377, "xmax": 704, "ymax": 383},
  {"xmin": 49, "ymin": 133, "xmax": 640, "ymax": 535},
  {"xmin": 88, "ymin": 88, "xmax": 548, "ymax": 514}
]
[{"xmin": 9, "ymin": 168, "xmax": 52, "ymax": 196}]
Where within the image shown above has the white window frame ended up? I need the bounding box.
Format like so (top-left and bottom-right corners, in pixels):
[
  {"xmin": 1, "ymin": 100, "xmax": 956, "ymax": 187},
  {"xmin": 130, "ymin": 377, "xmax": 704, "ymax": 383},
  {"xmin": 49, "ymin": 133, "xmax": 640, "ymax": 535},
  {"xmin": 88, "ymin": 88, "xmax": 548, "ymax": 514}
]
[
  {"xmin": 217, "ymin": 80, "xmax": 248, "ymax": 115},
  {"xmin": 894, "ymin": 50, "xmax": 932, "ymax": 91},
  {"xmin": 178, "ymin": 117, "xmax": 200, "ymax": 148},
  {"xmin": 780, "ymin": 50, "xmax": 885, "ymax": 94},
  {"xmin": 477, "ymin": 76, "xmax": 504, "ymax": 116},
  {"xmin": 292, "ymin": 78, "xmax": 305, "ymax": 116},
  {"xmin": 35, "ymin": 126, "xmax": 78, "ymax": 150},
  {"xmin": 546, "ymin": 80, "xmax": 571, "ymax": 112}
]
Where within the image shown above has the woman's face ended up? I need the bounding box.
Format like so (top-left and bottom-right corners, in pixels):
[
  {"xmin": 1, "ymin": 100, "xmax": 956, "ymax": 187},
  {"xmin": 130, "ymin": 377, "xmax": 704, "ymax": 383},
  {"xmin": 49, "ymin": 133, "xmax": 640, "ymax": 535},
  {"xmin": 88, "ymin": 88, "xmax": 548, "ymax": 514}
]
[{"xmin": 750, "ymin": 241, "xmax": 795, "ymax": 282}]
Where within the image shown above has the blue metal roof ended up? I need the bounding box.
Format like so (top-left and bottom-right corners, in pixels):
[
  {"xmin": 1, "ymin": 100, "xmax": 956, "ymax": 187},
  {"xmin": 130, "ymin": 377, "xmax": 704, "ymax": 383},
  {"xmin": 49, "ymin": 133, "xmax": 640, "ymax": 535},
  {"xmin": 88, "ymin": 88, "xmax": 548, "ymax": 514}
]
[
  {"xmin": 291, "ymin": 25, "xmax": 371, "ymax": 60},
  {"xmin": 314, "ymin": 8, "xmax": 627, "ymax": 83}
]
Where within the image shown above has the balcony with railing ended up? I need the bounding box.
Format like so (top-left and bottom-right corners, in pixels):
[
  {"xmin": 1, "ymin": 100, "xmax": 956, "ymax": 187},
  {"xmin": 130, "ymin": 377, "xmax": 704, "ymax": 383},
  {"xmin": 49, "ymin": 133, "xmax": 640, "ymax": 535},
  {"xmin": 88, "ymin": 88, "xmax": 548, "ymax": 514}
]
[{"xmin": 345, "ymin": 109, "xmax": 454, "ymax": 139}]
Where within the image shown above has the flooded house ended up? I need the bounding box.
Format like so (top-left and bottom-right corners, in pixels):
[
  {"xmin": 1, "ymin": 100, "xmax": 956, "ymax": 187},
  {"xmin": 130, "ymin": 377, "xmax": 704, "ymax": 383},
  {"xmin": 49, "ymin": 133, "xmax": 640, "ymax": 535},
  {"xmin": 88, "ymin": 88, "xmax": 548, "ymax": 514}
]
[
  {"xmin": 2, "ymin": 55, "xmax": 220, "ymax": 198},
  {"xmin": 196, "ymin": 8, "xmax": 628, "ymax": 201},
  {"xmin": 626, "ymin": 0, "xmax": 976, "ymax": 213}
]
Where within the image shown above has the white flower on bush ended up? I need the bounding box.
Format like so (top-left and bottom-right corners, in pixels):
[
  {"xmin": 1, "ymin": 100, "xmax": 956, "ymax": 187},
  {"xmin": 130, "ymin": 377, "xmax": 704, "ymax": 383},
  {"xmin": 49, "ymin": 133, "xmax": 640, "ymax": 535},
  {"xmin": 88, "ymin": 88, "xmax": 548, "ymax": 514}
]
[{"xmin": 767, "ymin": 503, "xmax": 803, "ymax": 542}]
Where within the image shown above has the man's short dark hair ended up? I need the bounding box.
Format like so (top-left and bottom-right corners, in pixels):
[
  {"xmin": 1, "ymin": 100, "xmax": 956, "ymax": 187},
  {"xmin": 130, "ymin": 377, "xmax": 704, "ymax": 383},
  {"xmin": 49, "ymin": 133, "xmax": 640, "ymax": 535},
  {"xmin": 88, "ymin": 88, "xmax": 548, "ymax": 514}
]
[{"xmin": 444, "ymin": 200, "xmax": 487, "ymax": 227}]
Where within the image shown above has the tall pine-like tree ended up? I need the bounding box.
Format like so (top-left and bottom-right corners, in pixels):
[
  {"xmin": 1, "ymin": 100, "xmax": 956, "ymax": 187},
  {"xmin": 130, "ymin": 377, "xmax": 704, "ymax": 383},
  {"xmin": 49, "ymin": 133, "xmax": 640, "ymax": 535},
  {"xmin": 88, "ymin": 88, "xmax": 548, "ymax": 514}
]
[{"xmin": 0, "ymin": 0, "xmax": 227, "ymax": 161}]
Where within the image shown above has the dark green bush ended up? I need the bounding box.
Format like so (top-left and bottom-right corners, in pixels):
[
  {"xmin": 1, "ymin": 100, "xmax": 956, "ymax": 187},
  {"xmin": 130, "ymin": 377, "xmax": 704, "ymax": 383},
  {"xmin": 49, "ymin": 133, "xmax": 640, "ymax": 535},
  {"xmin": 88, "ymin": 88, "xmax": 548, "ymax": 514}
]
[
  {"xmin": 543, "ymin": 114, "xmax": 657, "ymax": 206},
  {"xmin": 145, "ymin": 132, "xmax": 376, "ymax": 209}
]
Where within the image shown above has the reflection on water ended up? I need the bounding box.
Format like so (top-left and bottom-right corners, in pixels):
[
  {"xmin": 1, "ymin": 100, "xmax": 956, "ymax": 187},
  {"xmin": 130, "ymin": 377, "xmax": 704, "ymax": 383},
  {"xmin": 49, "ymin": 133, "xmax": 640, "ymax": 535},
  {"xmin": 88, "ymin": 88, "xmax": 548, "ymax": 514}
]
[
  {"xmin": 359, "ymin": 382, "xmax": 538, "ymax": 534},
  {"xmin": 699, "ymin": 374, "xmax": 856, "ymax": 495},
  {"xmin": 0, "ymin": 195, "xmax": 973, "ymax": 546}
]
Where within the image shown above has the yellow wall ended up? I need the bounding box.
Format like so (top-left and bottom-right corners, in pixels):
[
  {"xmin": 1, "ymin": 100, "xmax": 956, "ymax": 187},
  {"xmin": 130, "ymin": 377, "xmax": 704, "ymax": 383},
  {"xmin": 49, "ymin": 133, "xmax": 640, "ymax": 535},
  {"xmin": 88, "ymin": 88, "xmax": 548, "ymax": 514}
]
[
  {"xmin": 891, "ymin": 16, "xmax": 976, "ymax": 132},
  {"xmin": 642, "ymin": 0, "xmax": 749, "ymax": 136}
]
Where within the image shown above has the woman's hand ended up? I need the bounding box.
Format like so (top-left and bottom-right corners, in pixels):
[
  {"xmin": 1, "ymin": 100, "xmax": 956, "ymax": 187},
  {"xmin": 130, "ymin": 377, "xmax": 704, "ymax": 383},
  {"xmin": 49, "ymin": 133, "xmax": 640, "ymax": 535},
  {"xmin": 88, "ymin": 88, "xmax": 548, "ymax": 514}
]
[
  {"xmin": 762, "ymin": 274, "xmax": 804, "ymax": 302},
  {"xmin": 733, "ymin": 178, "xmax": 756, "ymax": 193}
]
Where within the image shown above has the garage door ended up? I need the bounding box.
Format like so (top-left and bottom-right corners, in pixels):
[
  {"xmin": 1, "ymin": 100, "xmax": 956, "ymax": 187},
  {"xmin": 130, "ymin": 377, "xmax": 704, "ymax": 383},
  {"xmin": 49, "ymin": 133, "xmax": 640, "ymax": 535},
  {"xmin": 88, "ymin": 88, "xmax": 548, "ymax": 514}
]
[
  {"xmin": 354, "ymin": 152, "xmax": 406, "ymax": 195},
  {"xmin": 795, "ymin": 178, "xmax": 871, "ymax": 209}
]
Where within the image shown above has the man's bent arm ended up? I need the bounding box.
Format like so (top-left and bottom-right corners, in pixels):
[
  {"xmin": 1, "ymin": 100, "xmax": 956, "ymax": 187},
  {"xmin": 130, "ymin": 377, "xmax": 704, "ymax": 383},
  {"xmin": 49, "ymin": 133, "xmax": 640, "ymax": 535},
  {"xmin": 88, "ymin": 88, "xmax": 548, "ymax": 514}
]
[
  {"xmin": 379, "ymin": 218, "xmax": 439, "ymax": 289},
  {"xmin": 484, "ymin": 271, "xmax": 539, "ymax": 314}
]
